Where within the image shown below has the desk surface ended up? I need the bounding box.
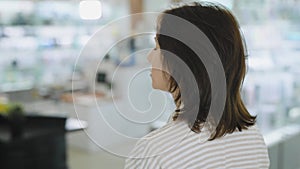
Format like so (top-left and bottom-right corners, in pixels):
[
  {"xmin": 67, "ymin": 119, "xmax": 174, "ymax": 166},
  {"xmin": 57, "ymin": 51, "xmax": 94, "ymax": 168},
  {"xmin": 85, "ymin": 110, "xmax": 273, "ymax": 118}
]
[{"xmin": 66, "ymin": 118, "xmax": 88, "ymax": 132}]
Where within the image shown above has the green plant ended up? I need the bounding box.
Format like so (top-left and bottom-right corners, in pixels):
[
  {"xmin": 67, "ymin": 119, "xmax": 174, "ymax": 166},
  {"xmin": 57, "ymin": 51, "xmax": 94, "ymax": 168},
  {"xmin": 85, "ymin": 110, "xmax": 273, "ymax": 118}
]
[{"xmin": 0, "ymin": 103, "xmax": 24, "ymax": 117}]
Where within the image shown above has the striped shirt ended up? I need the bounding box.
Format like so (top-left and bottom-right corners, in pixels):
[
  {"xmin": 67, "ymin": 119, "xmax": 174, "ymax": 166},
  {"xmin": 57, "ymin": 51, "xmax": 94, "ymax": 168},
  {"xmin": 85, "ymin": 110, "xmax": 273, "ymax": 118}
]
[{"xmin": 124, "ymin": 120, "xmax": 270, "ymax": 169}]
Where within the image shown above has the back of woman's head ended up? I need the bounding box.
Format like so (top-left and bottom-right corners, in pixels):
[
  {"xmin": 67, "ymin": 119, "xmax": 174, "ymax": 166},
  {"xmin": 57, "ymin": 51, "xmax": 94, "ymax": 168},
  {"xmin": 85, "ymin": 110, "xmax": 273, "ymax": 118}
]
[{"xmin": 156, "ymin": 2, "xmax": 256, "ymax": 140}]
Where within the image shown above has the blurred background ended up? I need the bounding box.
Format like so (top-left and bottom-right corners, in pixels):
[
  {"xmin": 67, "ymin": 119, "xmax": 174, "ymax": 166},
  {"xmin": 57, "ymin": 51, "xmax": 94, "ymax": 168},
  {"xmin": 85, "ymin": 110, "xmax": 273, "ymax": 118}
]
[{"xmin": 0, "ymin": 0, "xmax": 300, "ymax": 169}]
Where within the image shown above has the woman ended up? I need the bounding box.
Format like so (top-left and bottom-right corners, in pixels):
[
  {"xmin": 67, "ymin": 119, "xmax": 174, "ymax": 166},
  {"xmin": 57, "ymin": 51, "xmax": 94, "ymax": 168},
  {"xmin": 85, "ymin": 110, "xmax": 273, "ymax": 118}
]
[{"xmin": 125, "ymin": 2, "xmax": 269, "ymax": 169}]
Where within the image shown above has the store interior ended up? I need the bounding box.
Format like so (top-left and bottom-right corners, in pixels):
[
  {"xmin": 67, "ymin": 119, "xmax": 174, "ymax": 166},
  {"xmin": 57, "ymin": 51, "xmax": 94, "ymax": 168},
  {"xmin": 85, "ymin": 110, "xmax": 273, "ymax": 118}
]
[{"xmin": 0, "ymin": 0, "xmax": 300, "ymax": 169}]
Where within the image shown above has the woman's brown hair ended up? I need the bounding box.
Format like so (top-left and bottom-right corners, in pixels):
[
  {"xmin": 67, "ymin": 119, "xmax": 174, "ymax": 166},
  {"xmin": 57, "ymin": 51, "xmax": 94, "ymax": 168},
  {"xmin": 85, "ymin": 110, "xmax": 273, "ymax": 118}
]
[{"xmin": 156, "ymin": 2, "xmax": 256, "ymax": 140}]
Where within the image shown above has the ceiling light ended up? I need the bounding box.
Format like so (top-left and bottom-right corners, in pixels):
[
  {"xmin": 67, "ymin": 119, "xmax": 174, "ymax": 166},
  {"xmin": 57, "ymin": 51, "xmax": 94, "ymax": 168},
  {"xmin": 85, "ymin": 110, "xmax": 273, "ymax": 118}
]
[{"xmin": 79, "ymin": 0, "xmax": 102, "ymax": 20}]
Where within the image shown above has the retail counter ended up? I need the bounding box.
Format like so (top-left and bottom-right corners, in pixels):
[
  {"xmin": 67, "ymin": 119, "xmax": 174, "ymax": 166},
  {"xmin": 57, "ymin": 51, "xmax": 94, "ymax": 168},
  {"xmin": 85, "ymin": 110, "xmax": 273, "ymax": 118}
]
[
  {"xmin": 264, "ymin": 124, "xmax": 300, "ymax": 169},
  {"xmin": 0, "ymin": 115, "xmax": 86, "ymax": 169}
]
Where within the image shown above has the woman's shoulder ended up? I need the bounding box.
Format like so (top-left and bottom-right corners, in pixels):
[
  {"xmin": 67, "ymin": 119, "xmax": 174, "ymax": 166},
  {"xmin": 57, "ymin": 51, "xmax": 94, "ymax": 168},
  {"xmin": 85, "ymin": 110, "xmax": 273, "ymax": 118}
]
[
  {"xmin": 231, "ymin": 124, "xmax": 264, "ymax": 137},
  {"xmin": 126, "ymin": 121, "xmax": 186, "ymax": 159},
  {"xmin": 134, "ymin": 122, "xmax": 266, "ymax": 151},
  {"xmin": 143, "ymin": 120, "xmax": 189, "ymax": 140},
  {"xmin": 131, "ymin": 120, "xmax": 190, "ymax": 153},
  {"xmin": 221, "ymin": 124, "xmax": 267, "ymax": 147}
]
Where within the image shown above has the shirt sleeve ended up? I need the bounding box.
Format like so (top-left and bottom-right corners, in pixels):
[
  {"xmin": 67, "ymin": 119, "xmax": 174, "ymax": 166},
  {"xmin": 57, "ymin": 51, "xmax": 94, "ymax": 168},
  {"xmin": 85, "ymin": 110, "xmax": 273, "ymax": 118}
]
[{"xmin": 124, "ymin": 139, "xmax": 161, "ymax": 169}]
